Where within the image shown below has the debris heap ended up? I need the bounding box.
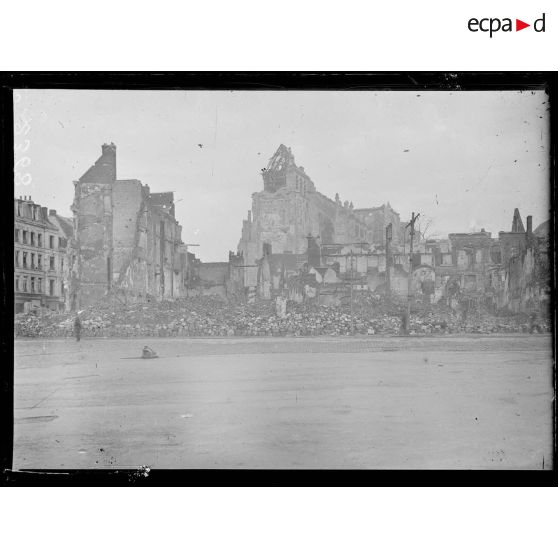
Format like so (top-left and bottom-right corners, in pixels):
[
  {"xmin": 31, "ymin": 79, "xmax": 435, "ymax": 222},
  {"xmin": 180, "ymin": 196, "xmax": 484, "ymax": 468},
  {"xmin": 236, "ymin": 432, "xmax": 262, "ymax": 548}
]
[{"xmin": 14, "ymin": 294, "xmax": 550, "ymax": 338}]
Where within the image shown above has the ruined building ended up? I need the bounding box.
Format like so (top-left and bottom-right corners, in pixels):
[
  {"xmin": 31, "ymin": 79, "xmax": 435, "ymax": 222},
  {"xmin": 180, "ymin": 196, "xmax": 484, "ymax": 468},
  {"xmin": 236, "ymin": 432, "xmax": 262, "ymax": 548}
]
[
  {"xmin": 248, "ymin": 199, "xmax": 550, "ymax": 315},
  {"xmin": 70, "ymin": 143, "xmax": 188, "ymax": 309},
  {"xmin": 238, "ymin": 145, "xmax": 392, "ymax": 281},
  {"xmin": 236, "ymin": 146, "xmax": 549, "ymax": 315},
  {"xmin": 353, "ymin": 203, "xmax": 402, "ymax": 245},
  {"xmin": 497, "ymin": 211, "xmax": 550, "ymax": 313}
]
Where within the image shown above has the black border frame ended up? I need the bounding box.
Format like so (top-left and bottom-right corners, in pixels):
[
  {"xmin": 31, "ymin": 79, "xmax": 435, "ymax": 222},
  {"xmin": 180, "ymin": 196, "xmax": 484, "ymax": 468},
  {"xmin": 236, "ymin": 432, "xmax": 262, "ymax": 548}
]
[{"xmin": 1, "ymin": 72, "xmax": 556, "ymax": 486}]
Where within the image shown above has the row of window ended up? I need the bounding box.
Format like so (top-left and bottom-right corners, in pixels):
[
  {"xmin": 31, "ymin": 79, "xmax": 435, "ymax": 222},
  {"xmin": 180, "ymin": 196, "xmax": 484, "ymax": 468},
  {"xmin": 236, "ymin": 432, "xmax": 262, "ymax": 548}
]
[
  {"xmin": 15, "ymin": 203, "xmax": 43, "ymax": 221},
  {"xmin": 14, "ymin": 250, "xmax": 61, "ymax": 271},
  {"xmin": 14, "ymin": 228, "xmax": 58, "ymax": 248},
  {"xmin": 15, "ymin": 275, "xmax": 59, "ymax": 296}
]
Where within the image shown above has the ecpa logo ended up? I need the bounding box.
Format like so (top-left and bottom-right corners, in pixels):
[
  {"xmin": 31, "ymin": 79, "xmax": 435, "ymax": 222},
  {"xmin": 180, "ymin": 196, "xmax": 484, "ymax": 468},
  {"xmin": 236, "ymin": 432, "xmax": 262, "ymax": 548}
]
[{"xmin": 468, "ymin": 13, "xmax": 546, "ymax": 37}]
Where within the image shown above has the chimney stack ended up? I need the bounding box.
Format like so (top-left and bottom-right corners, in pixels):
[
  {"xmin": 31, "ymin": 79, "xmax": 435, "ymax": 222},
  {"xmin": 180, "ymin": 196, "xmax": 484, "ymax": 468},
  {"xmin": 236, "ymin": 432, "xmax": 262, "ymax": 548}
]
[
  {"xmin": 527, "ymin": 215, "xmax": 532, "ymax": 234},
  {"xmin": 79, "ymin": 143, "xmax": 117, "ymax": 184},
  {"xmin": 101, "ymin": 142, "xmax": 117, "ymax": 156}
]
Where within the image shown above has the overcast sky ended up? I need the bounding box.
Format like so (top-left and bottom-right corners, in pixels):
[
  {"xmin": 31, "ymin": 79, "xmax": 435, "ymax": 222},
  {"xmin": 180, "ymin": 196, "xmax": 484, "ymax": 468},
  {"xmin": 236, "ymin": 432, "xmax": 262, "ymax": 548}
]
[{"xmin": 14, "ymin": 89, "xmax": 550, "ymax": 261}]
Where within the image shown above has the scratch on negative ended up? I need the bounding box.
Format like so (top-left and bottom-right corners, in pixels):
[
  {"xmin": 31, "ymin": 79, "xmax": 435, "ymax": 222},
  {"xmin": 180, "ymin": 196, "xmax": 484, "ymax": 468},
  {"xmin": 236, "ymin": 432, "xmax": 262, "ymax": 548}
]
[{"xmin": 29, "ymin": 388, "xmax": 60, "ymax": 410}]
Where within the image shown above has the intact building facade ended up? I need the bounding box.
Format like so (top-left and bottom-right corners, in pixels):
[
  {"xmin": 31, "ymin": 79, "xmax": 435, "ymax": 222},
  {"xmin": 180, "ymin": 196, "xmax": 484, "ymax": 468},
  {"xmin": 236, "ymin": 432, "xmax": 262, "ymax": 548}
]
[{"xmin": 14, "ymin": 196, "xmax": 71, "ymax": 313}]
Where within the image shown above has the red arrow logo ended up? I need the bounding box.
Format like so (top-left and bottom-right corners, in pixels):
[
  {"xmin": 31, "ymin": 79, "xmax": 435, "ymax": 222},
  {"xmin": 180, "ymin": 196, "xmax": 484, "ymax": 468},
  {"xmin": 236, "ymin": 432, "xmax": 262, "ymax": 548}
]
[{"xmin": 516, "ymin": 19, "xmax": 530, "ymax": 31}]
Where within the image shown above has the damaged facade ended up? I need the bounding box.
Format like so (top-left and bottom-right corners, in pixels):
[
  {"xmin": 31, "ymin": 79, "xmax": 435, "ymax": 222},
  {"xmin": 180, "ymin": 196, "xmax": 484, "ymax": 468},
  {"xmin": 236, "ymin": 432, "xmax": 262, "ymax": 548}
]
[
  {"xmin": 238, "ymin": 145, "xmax": 378, "ymax": 261},
  {"xmin": 238, "ymin": 144, "xmax": 400, "ymax": 289},
  {"xmin": 182, "ymin": 251, "xmax": 246, "ymax": 299},
  {"xmin": 498, "ymin": 213, "xmax": 550, "ymax": 313},
  {"xmin": 236, "ymin": 146, "xmax": 549, "ymax": 315},
  {"xmin": 235, "ymin": 144, "xmax": 449, "ymax": 306},
  {"xmin": 70, "ymin": 143, "xmax": 188, "ymax": 309},
  {"xmin": 245, "ymin": 196, "xmax": 549, "ymax": 315},
  {"xmin": 353, "ymin": 203, "xmax": 402, "ymax": 245}
]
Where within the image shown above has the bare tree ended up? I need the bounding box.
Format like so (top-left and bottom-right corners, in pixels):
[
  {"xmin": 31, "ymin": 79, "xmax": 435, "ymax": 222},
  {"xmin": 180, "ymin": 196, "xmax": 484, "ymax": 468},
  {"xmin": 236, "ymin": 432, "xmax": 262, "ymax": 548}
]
[{"xmin": 416, "ymin": 216, "xmax": 435, "ymax": 242}]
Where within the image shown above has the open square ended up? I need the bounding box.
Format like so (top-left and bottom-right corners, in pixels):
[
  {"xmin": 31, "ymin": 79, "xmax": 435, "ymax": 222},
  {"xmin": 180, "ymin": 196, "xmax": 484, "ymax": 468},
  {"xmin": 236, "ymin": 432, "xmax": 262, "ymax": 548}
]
[{"xmin": 14, "ymin": 335, "xmax": 553, "ymax": 470}]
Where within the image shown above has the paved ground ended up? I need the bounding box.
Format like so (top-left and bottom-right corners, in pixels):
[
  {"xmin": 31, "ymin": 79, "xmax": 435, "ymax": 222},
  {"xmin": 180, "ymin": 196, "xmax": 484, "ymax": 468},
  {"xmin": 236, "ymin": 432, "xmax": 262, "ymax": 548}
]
[{"xmin": 13, "ymin": 335, "xmax": 554, "ymax": 469}]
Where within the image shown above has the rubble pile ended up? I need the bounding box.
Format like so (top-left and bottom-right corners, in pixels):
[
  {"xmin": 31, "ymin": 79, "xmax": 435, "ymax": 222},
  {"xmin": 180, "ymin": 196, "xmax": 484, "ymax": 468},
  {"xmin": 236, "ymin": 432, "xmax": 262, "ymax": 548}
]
[
  {"xmin": 14, "ymin": 314, "xmax": 46, "ymax": 337},
  {"xmin": 14, "ymin": 294, "xmax": 551, "ymax": 338}
]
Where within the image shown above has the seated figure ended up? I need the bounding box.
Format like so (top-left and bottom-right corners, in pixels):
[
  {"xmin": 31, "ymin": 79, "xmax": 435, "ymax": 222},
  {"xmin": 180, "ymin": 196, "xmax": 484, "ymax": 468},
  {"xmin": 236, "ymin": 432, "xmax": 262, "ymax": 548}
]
[{"xmin": 142, "ymin": 345, "xmax": 158, "ymax": 359}]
